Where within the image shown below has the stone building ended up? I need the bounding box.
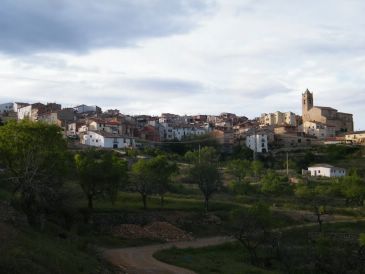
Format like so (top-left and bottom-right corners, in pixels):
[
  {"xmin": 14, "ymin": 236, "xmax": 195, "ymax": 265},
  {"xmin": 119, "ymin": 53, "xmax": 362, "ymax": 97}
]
[{"xmin": 302, "ymin": 89, "xmax": 353, "ymax": 133}]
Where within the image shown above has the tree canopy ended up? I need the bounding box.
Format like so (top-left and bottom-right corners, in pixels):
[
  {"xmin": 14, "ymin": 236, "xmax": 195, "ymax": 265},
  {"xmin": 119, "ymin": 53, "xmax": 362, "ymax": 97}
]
[
  {"xmin": 130, "ymin": 155, "xmax": 177, "ymax": 209},
  {"xmin": 75, "ymin": 149, "xmax": 128, "ymax": 210},
  {"xmin": 0, "ymin": 120, "xmax": 68, "ymax": 227}
]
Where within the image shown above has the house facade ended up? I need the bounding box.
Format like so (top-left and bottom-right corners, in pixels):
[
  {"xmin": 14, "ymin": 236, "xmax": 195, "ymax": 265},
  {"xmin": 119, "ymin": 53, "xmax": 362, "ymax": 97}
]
[
  {"xmin": 245, "ymin": 133, "xmax": 269, "ymax": 153},
  {"xmin": 307, "ymin": 164, "xmax": 346, "ymax": 178},
  {"xmin": 0, "ymin": 103, "xmax": 14, "ymax": 114},
  {"xmin": 82, "ymin": 131, "xmax": 135, "ymax": 149}
]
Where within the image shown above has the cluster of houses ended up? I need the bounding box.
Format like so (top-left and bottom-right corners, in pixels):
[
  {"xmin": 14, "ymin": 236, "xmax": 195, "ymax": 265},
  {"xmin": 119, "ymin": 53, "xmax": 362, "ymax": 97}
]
[{"xmin": 0, "ymin": 90, "xmax": 363, "ymax": 158}]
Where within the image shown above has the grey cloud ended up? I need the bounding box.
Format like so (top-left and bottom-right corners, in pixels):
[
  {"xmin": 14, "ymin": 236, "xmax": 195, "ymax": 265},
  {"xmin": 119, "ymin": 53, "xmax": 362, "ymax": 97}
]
[
  {"xmin": 123, "ymin": 77, "xmax": 203, "ymax": 94},
  {"xmin": 0, "ymin": 0, "xmax": 209, "ymax": 55}
]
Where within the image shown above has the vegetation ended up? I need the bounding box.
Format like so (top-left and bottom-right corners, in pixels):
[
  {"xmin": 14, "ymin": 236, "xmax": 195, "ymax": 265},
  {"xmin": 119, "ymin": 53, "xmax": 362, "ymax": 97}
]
[
  {"xmin": 130, "ymin": 155, "xmax": 177, "ymax": 209},
  {"xmin": 185, "ymin": 147, "xmax": 222, "ymax": 212},
  {"xmin": 155, "ymin": 242, "xmax": 276, "ymax": 274},
  {"xmin": 1, "ymin": 120, "xmax": 365, "ymax": 274},
  {"xmin": 75, "ymin": 149, "xmax": 128, "ymax": 210},
  {"xmin": 155, "ymin": 221, "xmax": 365, "ymax": 274},
  {"xmin": 0, "ymin": 120, "xmax": 68, "ymax": 228}
]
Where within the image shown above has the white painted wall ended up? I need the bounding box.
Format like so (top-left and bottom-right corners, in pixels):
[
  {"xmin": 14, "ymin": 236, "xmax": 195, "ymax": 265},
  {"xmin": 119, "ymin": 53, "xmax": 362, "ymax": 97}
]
[
  {"xmin": 82, "ymin": 131, "xmax": 135, "ymax": 148},
  {"xmin": 0, "ymin": 103, "xmax": 14, "ymax": 114},
  {"xmin": 308, "ymin": 166, "xmax": 346, "ymax": 177},
  {"xmin": 246, "ymin": 134, "xmax": 269, "ymax": 153},
  {"xmin": 17, "ymin": 105, "xmax": 32, "ymax": 120}
]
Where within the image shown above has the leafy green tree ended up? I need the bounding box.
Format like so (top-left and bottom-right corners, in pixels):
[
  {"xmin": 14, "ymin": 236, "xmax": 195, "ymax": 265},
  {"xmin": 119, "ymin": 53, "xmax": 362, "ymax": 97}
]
[
  {"xmin": 231, "ymin": 145, "xmax": 253, "ymax": 160},
  {"xmin": 295, "ymin": 184, "xmax": 329, "ymax": 232},
  {"xmin": 130, "ymin": 155, "xmax": 177, "ymax": 209},
  {"xmin": 231, "ymin": 203, "xmax": 273, "ymax": 266},
  {"xmin": 185, "ymin": 147, "xmax": 222, "ymax": 212},
  {"xmin": 0, "ymin": 120, "xmax": 67, "ymax": 228},
  {"xmin": 185, "ymin": 146, "xmax": 219, "ymax": 164},
  {"xmin": 261, "ymin": 170, "xmax": 292, "ymax": 195},
  {"xmin": 75, "ymin": 150, "xmax": 128, "ymax": 210},
  {"xmin": 189, "ymin": 161, "xmax": 222, "ymax": 212},
  {"xmin": 339, "ymin": 171, "xmax": 365, "ymax": 206},
  {"xmin": 251, "ymin": 160, "xmax": 264, "ymax": 181},
  {"xmin": 149, "ymin": 155, "xmax": 177, "ymax": 207},
  {"xmin": 227, "ymin": 159, "xmax": 251, "ymax": 185},
  {"xmin": 130, "ymin": 159, "xmax": 154, "ymax": 209}
]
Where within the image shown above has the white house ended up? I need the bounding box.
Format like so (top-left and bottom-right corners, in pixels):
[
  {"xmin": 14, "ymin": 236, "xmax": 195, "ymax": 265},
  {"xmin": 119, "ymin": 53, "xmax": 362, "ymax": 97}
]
[
  {"xmin": 17, "ymin": 105, "xmax": 33, "ymax": 120},
  {"xmin": 172, "ymin": 125, "xmax": 210, "ymax": 141},
  {"xmin": 82, "ymin": 131, "xmax": 135, "ymax": 149},
  {"xmin": 13, "ymin": 102, "xmax": 29, "ymax": 112},
  {"xmin": 0, "ymin": 103, "xmax": 14, "ymax": 114},
  {"xmin": 307, "ymin": 164, "xmax": 346, "ymax": 178},
  {"xmin": 245, "ymin": 133, "xmax": 269, "ymax": 153}
]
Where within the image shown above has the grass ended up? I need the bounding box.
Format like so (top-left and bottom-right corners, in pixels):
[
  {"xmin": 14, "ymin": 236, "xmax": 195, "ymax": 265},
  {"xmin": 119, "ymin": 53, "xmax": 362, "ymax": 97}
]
[
  {"xmin": 154, "ymin": 221, "xmax": 365, "ymax": 274},
  {"xmin": 154, "ymin": 242, "xmax": 278, "ymax": 274},
  {"xmin": 0, "ymin": 223, "xmax": 109, "ymax": 274},
  {"xmin": 92, "ymin": 192, "xmax": 242, "ymax": 213}
]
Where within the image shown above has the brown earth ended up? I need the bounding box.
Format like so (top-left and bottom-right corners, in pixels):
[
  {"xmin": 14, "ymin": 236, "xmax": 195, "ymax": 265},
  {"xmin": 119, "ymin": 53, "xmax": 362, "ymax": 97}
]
[{"xmin": 112, "ymin": 221, "xmax": 194, "ymax": 242}]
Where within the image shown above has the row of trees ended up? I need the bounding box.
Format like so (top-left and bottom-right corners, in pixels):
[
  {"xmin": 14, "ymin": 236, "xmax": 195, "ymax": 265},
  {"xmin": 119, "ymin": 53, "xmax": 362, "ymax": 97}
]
[{"xmin": 0, "ymin": 121, "xmax": 226, "ymax": 228}]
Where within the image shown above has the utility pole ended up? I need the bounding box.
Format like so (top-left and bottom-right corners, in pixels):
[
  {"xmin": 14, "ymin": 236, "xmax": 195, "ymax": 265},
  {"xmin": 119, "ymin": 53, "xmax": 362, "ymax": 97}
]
[
  {"xmin": 199, "ymin": 143, "xmax": 201, "ymax": 164},
  {"xmin": 286, "ymin": 152, "xmax": 289, "ymax": 176},
  {"xmin": 253, "ymin": 127, "xmax": 257, "ymax": 161}
]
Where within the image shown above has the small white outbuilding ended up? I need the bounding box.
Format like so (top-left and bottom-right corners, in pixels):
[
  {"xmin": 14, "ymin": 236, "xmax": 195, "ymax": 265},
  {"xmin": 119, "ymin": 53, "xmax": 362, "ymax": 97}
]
[{"xmin": 307, "ymin": 164, "xmax": 346, "ymax": 178}]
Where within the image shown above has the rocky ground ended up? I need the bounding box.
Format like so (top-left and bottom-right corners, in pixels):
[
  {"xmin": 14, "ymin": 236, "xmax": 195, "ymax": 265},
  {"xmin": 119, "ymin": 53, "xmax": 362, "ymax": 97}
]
[{"xmin": 112, "ymin": 221, "xmax": 194, "ymax": 242}]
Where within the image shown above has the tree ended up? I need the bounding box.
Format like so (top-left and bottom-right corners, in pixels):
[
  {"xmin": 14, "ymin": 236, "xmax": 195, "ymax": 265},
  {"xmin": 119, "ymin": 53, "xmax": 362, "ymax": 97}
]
[
  {"xmin": 261, "ymin": 170, "xmax": 292, "ymax": 195},
  {"xmin": 0, "ymin": 120, "xmax": 67, "ymax": 228},
  {"xmin": 130, "ymin": 155, "xmax": 177, "ymax": 210},
  {"xmin": 251, "ymin": 160, "xmax": 264, "ymax": 181},
  {"xmin": 189, "ymin": 161, "xmax": 222, "ymax": 212},
  {"xmin": 149, "ymin": 155, "xmax": 177, "ymax": 207},
  {"xmin": 339, "ymin": 171, "xmax": 365, "ymax": 206},
  {"xmin": 130, "ymin": 158, "xmax": 155, "ymax": 209},
  {"xmin": 231, "ymin": 203, "xmax": 273, "ymax": 266},
  {"xmin": 75, "ymin": 149, "xmax": 128, "ymax": 210},
  {"xmin": 185, "ymin": 147, "xmax": 222, "ymax": 212},
  {"xmin": 227, "ymin": 159, "xmax": 251, "ymax": 185},
  {"xmin": 185, "ymin": 146, "xmax": 219, "ymax": 164},
  {"xmin": 295, "ymin": 184, "xmax": 329, "ymax": 232}
]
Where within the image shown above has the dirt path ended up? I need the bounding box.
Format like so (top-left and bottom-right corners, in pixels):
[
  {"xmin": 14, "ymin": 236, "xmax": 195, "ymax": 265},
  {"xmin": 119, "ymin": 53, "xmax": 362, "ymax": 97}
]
[
  {"xmin": 103, "ymin": 236, "xmax": 234, "ymax": 274},
  {"xmin": 104, "ymin": 218, "xmax": 365, "ymax": 274}
]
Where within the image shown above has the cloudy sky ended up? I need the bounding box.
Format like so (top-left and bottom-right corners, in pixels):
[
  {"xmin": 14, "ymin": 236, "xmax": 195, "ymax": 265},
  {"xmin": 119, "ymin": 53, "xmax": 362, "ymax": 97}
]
[{"xmin": 0, "ymin": 0, "xmax": 364, "ymax": 128}]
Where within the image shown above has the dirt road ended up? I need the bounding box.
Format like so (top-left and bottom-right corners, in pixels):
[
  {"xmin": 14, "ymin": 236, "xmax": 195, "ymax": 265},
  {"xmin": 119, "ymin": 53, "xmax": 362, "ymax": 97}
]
[{"xmin": 103, "ymin": 236, "xmax": 234, "ymax": 274}]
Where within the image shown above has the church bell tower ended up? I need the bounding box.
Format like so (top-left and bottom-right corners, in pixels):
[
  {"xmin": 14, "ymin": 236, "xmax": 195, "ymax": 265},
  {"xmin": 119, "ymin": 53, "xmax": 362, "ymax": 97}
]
[{"xmin": 302, "ymin": 89, "xmax": 313, "ymax": 122}]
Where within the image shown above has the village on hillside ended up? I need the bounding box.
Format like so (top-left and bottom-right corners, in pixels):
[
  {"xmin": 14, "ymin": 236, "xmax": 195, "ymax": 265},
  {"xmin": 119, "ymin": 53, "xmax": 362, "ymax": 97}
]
[{"xmin": 0, "ymin": 90, "xmax": 362, "ymax": 152}]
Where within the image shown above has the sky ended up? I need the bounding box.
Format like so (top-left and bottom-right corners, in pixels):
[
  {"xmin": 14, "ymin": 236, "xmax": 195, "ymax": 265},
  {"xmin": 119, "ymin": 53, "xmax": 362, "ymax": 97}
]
[{"xmin": 0, "ymin": 0, "xmax": 364, "ymax": 129}]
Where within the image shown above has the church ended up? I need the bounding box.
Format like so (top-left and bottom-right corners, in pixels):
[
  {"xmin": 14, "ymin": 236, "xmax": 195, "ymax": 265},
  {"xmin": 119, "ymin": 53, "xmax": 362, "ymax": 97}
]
[{"xmin": 302, "ymin": 89, "xmax": 353, "ymax": 133}]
